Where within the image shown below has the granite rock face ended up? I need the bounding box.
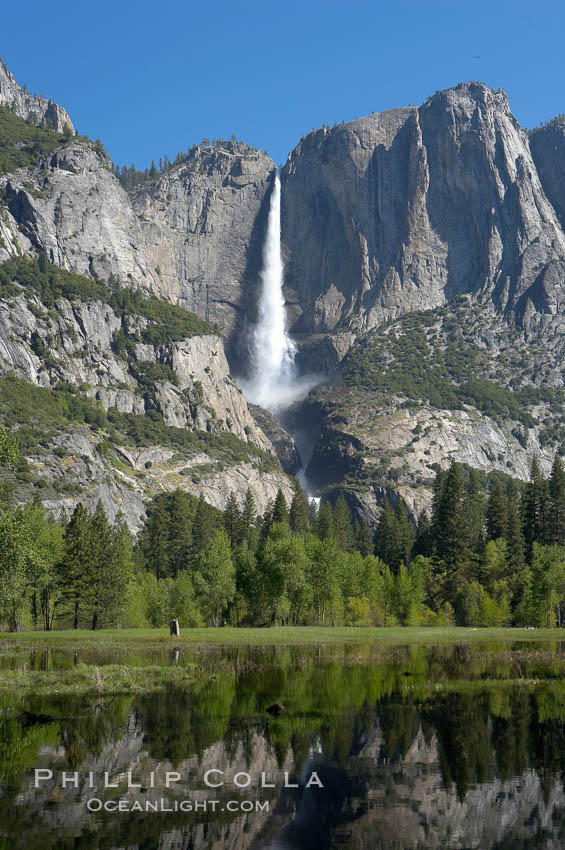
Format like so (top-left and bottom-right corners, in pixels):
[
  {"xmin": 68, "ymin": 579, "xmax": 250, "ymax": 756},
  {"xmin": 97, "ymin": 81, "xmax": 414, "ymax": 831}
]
[
  {"xmin": 129, "ymin": 141, "xmax": 275, "ymax": 358},
  {"xmin": 0, "ymin": 60, "xmax": 74, "ymax": 133},
  {"xmin": 530, "ymin": 116, "xmax": 565, "ymax": 227},
  {"xmin": 0, "ymin": 288, "xmax": 292, "ymax": 530},
  {"xmin": 281, "ymin": 83, "xmax": 565, "ymax": 335},
  {"xmin": 0, "ymin": 143, "xmax": 163, "ymax": 294},
  {"xmin": 248, "ymin": 403, "xmax": 301, "ymax": 475}
]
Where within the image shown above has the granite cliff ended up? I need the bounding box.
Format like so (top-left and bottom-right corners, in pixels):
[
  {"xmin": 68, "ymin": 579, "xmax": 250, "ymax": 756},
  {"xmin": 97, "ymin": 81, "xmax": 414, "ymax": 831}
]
[{"xmin": 3, "ymin": 62, "xmax": 565, "ymax": 526}]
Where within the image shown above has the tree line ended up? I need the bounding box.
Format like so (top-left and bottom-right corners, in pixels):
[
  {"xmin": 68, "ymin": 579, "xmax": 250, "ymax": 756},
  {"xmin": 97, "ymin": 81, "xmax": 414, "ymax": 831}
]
[{"xmin": 3, "ymin": 415, "xmax": 565, "ymax": 630}]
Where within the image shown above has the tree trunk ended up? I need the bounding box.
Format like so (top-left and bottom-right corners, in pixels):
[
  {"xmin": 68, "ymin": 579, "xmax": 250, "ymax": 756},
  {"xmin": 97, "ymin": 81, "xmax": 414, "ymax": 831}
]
[
  {"xmin": 73, "ymin": 599, "xmax": 79, "ymax": 629},
  {"xmin": 31, "ymin": 591, "xmax": 38, "ymax": 630},
  {"xmin": 92, "ymin": 611, "xmax": 98, "ymax": 631}
]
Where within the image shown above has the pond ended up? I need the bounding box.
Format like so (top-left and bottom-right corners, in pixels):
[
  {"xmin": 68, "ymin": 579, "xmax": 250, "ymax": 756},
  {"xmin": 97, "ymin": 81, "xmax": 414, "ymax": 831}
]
[{"xmin": 1, "ymin": 640, "xmax": 565, "ymax": 848}]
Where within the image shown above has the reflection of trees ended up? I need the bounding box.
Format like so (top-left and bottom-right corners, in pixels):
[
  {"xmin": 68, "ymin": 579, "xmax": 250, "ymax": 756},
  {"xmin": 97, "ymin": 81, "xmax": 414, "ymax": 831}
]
[
  {"xmin": 5, "ymin": 646, "xmax": 565, "ymax": 847},
  {"xmin": 424, "ymin": 692, "xmax": 494, "ymax": 798}
]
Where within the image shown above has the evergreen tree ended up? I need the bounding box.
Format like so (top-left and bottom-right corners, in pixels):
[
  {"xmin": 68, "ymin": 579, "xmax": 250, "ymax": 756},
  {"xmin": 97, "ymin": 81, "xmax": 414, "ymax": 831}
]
[
  {"xmin": 374, "ymin": 501, "xmax": 398, "ymax": 568},
  {"xmin": 486, "ymin": 477, "xmax": 508, "ymax": 541},
  {"xmin": 59, "ymin": 503, "xmax": 91, "ymax": 629},
  {"xmin": 140, "ymin": 495, "xmax": 170, "ymax": 579},
  {"xmin": 223, "ymin": 491, "xmax": 242, "ymax": 549},
  {"xmin": 548, "ymin": 455, "xmax": 565, "ymax": 547},
  {"xmin": 434, "ymin": 460, "xmax": 466, "ymax": 569},
  {"xmin": 87, "ymin": 502, "xmax": 115, "ymax": 630},
  {"xmin": 394, "ymin": 500, "xmax": 414, "ymax": 567},
  {"xmin": 354, "ymin": 517, "xmax": 373, "ymax": 557},
  {"xmin": 506, "ymin": 480, "xmax": 525, "ymax": 565},
  {"xmin": 430, "ymin": 465, "xmax": 446, "ymax": 544},
  {"xmin": 316, "ymin": 500, "xmax": 334, "ymax": 541},
  {"xmin": 241, "ymin": 488, "xmax": 257, "ymax": 549},
  {"xmin": 413, "ymin": 511, "xmax": 432, "ymax": 557},
  {"xmin": 167, "ymin": 490, "xmax": 192, "ymax": 577},
  {"xmin": 333, "ymin": 494, "xmax": 353, "ymax": 552},
  {"xmin": 522, "ymin": 456, "xmax": 547, "ymax": 559},
  {"xmin": 289, "ymin": 488, "xmax": 309, "ymax": 534},
  {"xmin": 272, "ymin": 489, "xmax": 289, "ymax": 525},
  {"xmin": 191, "ymin": 493, "xmax": 216, "ymax": 565},
  {"xmin": 259, "ymin": 500, "xmax": 274, "ymax": 546}
]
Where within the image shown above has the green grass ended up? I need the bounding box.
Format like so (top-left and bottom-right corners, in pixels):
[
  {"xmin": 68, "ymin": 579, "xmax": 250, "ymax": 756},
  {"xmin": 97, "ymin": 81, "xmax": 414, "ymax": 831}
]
[
  {"xmin": 1, "ymin": 627, "xmax": 564, "ymax": 696},
  {"xmin": 0, "ymin": 663, "xmax": 197, "ymax": 696},
  {"xmin": 2, "ymin": 625, "xmax": 565, "ymax": 648}
]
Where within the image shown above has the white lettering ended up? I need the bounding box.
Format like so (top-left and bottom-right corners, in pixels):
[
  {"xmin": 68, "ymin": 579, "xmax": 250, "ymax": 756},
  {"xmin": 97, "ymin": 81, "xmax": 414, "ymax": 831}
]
[
  {"xmin": 104, "ymin": 772, "xmax": 118, "ymax": 788},
  {"xmin": 284, "ymin": 772, "xmax": 298, "ymax": 788},
  {"xmin": 204, "ymin": 769, "xmax": 224, "ymax": 787},
  {"xmin": 62, "ymin": 772, "xmax": 79, "ymax": 788},
  {"xmin": 34, "ymin": 769, "xmax": 52, "ymax": 787},
  {"xmin": 306, "ymin": 771, "xmax": 324, "ymax": 788},
  {"xmin": 127, "ymin": 772, "xmax": 141, "ymax": 789}
]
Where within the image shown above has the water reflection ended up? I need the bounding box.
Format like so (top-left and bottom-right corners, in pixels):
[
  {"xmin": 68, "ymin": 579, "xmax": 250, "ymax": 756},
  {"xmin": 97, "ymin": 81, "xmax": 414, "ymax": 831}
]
[{"xmin": 1, "ymin": 642, "xmax": 565, "ymax": 848}]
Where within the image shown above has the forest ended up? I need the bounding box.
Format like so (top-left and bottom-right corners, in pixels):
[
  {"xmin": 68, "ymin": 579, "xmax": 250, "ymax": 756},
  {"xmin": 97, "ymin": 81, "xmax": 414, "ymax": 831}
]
[{"xmin": 2, "ymin": 420, "xmax": 565, "ymax": 632}]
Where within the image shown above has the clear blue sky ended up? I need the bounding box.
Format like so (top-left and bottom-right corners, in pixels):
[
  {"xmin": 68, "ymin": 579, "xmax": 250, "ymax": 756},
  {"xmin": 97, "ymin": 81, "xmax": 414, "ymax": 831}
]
[{"xmin": 2, "ymin": 0, "xmax": 564, "ymax": 168}]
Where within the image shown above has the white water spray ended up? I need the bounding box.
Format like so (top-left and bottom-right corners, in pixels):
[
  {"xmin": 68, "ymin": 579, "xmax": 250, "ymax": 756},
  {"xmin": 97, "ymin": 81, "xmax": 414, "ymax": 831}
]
[{"xmin": 243, "ymin": 171, "xmax": 302, "ymax": 410}]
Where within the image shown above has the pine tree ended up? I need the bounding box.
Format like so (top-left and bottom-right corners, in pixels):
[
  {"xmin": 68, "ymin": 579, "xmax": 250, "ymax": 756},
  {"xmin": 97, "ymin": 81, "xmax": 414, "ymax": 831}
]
[
  {"xmin": 333, "ymin": 494, "xmax": 353, "ymax": 552},
  {"xmin": 87, "ymin": 502, "xmax": 114, "ymax": 630},
  {"xmin": 140, "ymin": 495, "xmax": 170, "ymax": 579},
  {"xmin": 223, "ymin": 492, "xmax": 242, "ymax": 549},
  {"xmin": 506, "ymin": 480, "xmax": 525, "ymax": 573},
  {"xmin": 374, "ymin": 501, "xmax": 398, "ymax": 568},
  {"xmin": 316, "ymin": 501, "xmax": 334, "ymax": 541},
  {"xmin": 522, "ymin": 456, "xmax": 547, "ymax": 559},
  {"xmin": 354, "ymin": 517, "xmax": 373, "ymax": 556},
  {"xmin": 394, "ymin": 500, "xmax": 414, "ymax": 567},
  {"xmin": 434, "ymin": 460, "xmax": 466, "ymax": 569},
  {"xmin": 486, "ymin": 477, "xmax": 508, "ymax": 541},
  {"xmin": 289, "ymin": 488, "xmax": 310, "ymax": 534},
  {"xmin": 259, "ymin": 500, "xmax": 274, "ymax": 546},
  {"xmin": 430, "ymin": 465, "xmax": 446, "ymax": 545},
  {"xmin": 548, "ymin": 455, "xmax": 565, "ymax": 546},
  {"xmin": 413, "ymin": 511, "xmax": 432, "ymax": 557},
  {"xmin": 191, "ymin": 493, "xmax": 216, "ymax": 565},
  {"xmin": 167, "ymin": 490, "xmax": 192, "ymax": 577},
  {"xmin": 462, "ymin": 469, "xmax": 485, "ymax": 569},
  {"xmin": 58, "ymin": 503, "xmax": 91, "ymax": 629},
  {"xmin": 241, "ymin": 488, "xmax": 257, "ymax": 549},
  {"xmin": 272, "ymin": 489, "xmax": 289, "ymax": 525}
]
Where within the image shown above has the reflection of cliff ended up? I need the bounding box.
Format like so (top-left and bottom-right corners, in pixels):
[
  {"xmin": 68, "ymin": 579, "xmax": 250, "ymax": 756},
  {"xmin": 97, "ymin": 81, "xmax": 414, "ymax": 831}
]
[{"xmin": 7, "ymin": 707, "xmax": 565, "ymax": 849}]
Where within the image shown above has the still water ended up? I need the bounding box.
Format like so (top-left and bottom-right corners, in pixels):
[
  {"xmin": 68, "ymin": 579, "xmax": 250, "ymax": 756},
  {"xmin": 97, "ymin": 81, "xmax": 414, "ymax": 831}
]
[{"xmin": 1, "ymin": 641, "xmax": 565, "ymax": 849}]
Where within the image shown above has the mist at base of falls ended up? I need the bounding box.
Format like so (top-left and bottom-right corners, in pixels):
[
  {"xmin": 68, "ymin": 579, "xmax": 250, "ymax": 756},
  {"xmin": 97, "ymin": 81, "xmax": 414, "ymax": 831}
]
[{"xmin": 240, "ymin": 170, "xmax": 322, "ymax": 489}]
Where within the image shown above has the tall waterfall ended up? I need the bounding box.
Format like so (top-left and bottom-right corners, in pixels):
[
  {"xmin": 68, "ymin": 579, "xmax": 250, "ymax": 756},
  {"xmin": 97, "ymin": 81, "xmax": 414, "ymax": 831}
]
[{"xmin": 244, "ymin": 171, "xmax": 297, "ymax": 411}]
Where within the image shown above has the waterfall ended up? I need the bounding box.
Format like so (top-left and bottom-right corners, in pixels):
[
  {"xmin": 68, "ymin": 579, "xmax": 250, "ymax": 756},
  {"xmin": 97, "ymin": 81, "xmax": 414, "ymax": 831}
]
[
  {"xmin": 242, "ymin": 169, "xmax": 323, "ymax": 494},
  {"xmin": 244, "ymin": 171, "xmax": 298, "ymax": 411}
]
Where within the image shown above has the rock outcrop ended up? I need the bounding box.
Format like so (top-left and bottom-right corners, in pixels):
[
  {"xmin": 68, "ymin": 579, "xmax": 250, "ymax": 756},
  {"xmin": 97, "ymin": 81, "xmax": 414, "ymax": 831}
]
[
  {"xmin": 130, "ymin": 141, "xmax": 275, "ymax": 356},
  {"xmin": 281, "ymin": 83, "xmax": 565, "ymax": 334},
  {"xmin": 0, "ymin": 59, "xmax": 74, "ymax": 133},
  {"xmin": 0, "ymin": 142, "xmax": 162, "ymax": 293},
  {"xmin": 530, "ymin": 116, "xmax": 565, "ymax": 227},
  {"xmin": 0, "ymin": 285, "xmax": 293, "ymax": 529}
]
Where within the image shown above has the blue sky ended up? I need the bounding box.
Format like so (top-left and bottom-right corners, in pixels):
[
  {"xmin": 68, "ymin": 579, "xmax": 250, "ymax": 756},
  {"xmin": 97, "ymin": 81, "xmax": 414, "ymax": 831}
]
[{"xmin": 2, "ymin": 0, "xmax": 564, "ymax": 168}]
